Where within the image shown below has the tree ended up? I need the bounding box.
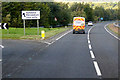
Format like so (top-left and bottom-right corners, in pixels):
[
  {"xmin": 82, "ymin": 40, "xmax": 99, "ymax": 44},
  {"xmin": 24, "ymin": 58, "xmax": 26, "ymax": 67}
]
[
  {"xmin": 84, "ymin": 4, "xmax": 94, "ymax": 21},
  {"xmin": 70, "ymin": 3, "xmax": 86, "ymax": 22},
  {"xmin": 118, "ymin": 1, "xmax": 120, "ymax": 20},
  {"xmin": 48, "ymin": 2, "xmax": 71, "ymax": 27}
]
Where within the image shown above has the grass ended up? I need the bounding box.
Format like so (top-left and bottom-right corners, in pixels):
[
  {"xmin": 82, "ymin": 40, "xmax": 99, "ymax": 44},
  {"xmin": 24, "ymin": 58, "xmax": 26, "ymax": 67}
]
[
  {"xmin": 1, "ymin": 27, "xmax": 71, "ymax": 40},
  {"xmin": 107, "ymin": 24, "xmax": 120, "ymax": 36}
]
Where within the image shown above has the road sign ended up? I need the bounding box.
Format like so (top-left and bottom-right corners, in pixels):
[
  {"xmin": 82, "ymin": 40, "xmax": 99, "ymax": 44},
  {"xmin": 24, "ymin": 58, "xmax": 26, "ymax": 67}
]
[
  {"xmin": 101, "ymin": 17, "xmax": 103, "ymax": 20},
  {"xmin": 22, "ymin": 11, "xmax": 40, "ymax": 35},
  {"xmin": 22, "ymin": 11, "xmax": 40, "ymax": 20},
  {"xmin": 0, "ymin": 23, "xmax": 9, "ymax": 29}
]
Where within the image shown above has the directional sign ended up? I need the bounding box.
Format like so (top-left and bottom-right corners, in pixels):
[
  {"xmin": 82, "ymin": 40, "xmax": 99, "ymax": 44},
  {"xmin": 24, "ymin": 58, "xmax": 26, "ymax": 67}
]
[
  {"xmin": 0, "ymin": 23, "xmax": 9, "ymax": 29},
  {"xmin": 101, "ymin": 17, "xmax": 103, "ymax": 20},
  {"xmin": 22, "ymin": 11, "xmax": 40, "ymax": 20}
]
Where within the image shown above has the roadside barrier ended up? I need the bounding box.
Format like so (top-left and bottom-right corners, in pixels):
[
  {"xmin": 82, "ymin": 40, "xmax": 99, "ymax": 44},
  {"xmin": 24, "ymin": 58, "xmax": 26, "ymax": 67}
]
[{"xmin": 113, "ymin": 22, "xmax": 119, "ymax": 27}]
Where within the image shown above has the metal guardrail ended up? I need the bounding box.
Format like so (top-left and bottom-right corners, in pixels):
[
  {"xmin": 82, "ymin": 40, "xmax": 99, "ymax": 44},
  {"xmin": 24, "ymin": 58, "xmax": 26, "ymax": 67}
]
[{"xmin": 113, "ymin": 22, "xmax": 119, "ymax": 27}]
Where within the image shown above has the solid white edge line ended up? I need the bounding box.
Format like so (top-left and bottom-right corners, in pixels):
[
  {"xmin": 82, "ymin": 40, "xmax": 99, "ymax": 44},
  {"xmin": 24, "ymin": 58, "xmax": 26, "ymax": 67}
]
[
  {"xmin": 90, "ymin": 50, "xmax": 95, "ymax": 59},
  {"xmin": 56, "ymin": 29, "xmax": 72, "ymax": 41},
  {"xmin": 45, "ymin": 29, "xmax": 72, "ymax": 47},
  {"xmin": 43, "ymin": 41, "xmax": 51, "ymax": 45},
  {"xmin": 89, "ymin": 44, "xmax": 92, "ymax": 49},
  {"xmin": 104, "ymin": 24, "xmax": 120, "ymax": 40},
  {"xmin": 0, "ymin": 45, "xmax": 4, "ymax": 48},
  {"xmin": 93, "ymin": 61, "xmax": 102, "ymax": 76}
]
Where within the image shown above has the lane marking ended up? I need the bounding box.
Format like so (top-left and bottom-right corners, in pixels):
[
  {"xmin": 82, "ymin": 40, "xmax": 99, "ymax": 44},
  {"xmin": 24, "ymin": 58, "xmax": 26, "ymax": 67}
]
[
  {"xmin": 88, "ymin": 44, "xmax": 92, "ymax": 49},
  {"xmin": 90, "ymin": 50, "xmax": 95, "ymax": 59},
  {"xmin": 0, "ymin": 45, "xmax": 4, "ymax": 48},
  {"xmin": 87, "ymin": 25, "xmax": 102, "ymax": 77},
  {"xmin": 0, "ymin": 59, "xmax": 2, "ymax": 62},
  {"xmin": 104, "ymin": 24, "xmax": 120, "ymax": 40},
  {"xmin": 43, "ymin": 30, "xmax": 72, "ymax": 48},
  {"xmin": 42, "ymin": 41, "xmax": 51, "ymax": 45},
  {"xmin": 93, "ymin": 61, "xmax": 102, "ymax": 76},
  {"xmin": 88, "ymin": 40, "xmax": 90, "ymax": 44},
  {"xmin": 56, "ymin": 30, "xmax": 72, "ymax": 41}
]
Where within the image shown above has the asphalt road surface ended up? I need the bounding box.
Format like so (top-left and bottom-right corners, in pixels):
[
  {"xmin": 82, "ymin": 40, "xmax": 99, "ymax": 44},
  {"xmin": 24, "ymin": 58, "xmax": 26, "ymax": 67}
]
[{"xmin": 2, "ymin": 21, "xmax": 119, "ymax": 79}]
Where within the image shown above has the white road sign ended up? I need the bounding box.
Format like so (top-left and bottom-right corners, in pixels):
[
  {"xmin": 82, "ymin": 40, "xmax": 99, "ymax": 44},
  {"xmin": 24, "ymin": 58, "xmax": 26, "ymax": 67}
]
[{"xmin": 22, "ymin": 11, "xmax": 40, "ymax": 19}]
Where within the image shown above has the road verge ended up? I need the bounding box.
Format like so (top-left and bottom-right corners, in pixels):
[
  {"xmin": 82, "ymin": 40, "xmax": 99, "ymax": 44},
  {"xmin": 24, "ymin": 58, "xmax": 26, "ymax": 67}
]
[
  {"xmin": 104, "ymin": 24, "xmax": 120, "ymax": 40},
  {"xmin": 107, "ymin": 23, "xmax": 120, "ymax": 36},
  {"xmin": 1, "ymin": 27, "xmax": 72, "ymax": 40}
]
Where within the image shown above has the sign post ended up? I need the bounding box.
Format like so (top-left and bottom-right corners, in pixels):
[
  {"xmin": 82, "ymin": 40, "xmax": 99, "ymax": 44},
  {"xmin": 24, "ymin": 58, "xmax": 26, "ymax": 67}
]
[
  {"xmin": 23, "ymin": 20, "xmax": 25, "ymax": 35},
  {"xmin": 22, "ymin": 11, "xmax": 40, "ymax": 35},
  {"xmin": 37, "ymin": 19, "xmax": 39, "ymax": 35}
]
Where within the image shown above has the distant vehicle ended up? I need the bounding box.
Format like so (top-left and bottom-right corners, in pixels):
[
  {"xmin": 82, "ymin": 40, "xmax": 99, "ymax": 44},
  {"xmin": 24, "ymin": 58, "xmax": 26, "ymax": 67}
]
[
  {"xmin": 88, "ymin": 21, "xmax": 93, "ymax": 26},
  {"xmin": 73, "ymin": 17, "xmax": 85, "ymax": 34}
]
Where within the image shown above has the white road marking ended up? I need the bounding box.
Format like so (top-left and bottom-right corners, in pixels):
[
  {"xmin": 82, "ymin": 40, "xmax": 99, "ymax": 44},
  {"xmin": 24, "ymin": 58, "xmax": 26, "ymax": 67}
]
[
  {"xmin": 0, "ymin": 59, "xmax": 2, "ymax": 62},
  {"xmin": 0, "ymin": 45, "xmax": 4, "ymax": 48},
  {"xmin": 87, "ymin": 34, "xmax": 89, "ymax": 40},
  {"xmin": 42, "ymin": 29, "xmax": 72, "ymax": 47},
  {"xmin": 42, "ymin": 41, "xmax": 51, "ymax": 45},
  {"xmin": 93, "ymin": 61, "xmax": 102, "ymax": 76},
  {"xmin": 104, "ymin": 24, "xmax": 120, "ymax": 40},
  {"xmin": 90, "ymin": 50, "xmax": 95, "ymax": 59},
  {"xmin": 89, "ymin": 44, "xmax": 92, "ymax": 49},
  {"xmin": 87, "ymin": 25, "xmax": 102, "ymax": 77},
  {"xmin": 88, "ymin": 40, "xmax": 90, "ymax": 44},
  {"xmin": 56, "ymin": 30, "xmax": 72, "ymax": 41}
]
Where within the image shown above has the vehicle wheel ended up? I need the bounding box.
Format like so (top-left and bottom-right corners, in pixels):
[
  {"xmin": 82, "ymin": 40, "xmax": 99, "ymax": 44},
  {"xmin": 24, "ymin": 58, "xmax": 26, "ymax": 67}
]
[
  {"xmin": 73, "ymin": 31, "xmax": 75, "ymax": 34},
  {"xmin": 83, "ymin": 31, "xmax": 85, "ymax": 34}
]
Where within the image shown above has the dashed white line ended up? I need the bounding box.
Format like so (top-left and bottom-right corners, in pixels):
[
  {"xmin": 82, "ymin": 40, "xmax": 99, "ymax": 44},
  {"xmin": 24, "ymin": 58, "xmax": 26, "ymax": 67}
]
[
  {"xmin": 93, "ymin": 61, "xmax": 102, "ymax": 76},
  {"xmin": 88, "ymin": 40, "xmax": 90, "ymax": 44},
  {"xmin": 104, "ymin": 24, "xmax": 120, "ymax": 40},
  {"xmin": 88, "ymin": 44, "xmax": 92, "ymax": 49},
  {"xmin": 87, "ymin": 25, "xmax": 102, "ymax": 77},
  {"xmin": 90, "ymin": 50, "xmax": 95, "ymax": 59},
  {"xmin": 0, "ymin": 45, "xmax": 4, "ymax": 48}
]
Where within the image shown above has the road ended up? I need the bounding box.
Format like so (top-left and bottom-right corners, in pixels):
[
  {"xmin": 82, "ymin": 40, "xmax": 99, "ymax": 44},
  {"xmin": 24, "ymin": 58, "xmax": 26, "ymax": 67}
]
[{"xmin": 2, "ymin": 22, "xmax": 118, "ymax": 79}]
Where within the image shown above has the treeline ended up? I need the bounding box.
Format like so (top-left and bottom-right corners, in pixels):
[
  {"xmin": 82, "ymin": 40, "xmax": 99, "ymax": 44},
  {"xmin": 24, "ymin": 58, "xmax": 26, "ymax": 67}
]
[
  {"xmin": 70, "ymin": 2, "xmax": 118, "ymax": 21},
  {"xmin": 89, "ymin": 2, "xmax": 118, "ymax": 9},
  {"xmin": 2, "ymin": 2, "xmax": 119, "ymax": 28}
]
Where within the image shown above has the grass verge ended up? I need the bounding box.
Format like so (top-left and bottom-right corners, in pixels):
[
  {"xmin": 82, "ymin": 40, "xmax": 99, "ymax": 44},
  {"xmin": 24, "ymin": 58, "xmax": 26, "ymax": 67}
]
[
  {"xmin": 1, "ymin": 27, "xmax": 71, "ymax": 40},
  {"xmin": 107, "ymin": 24, "xmax": 120, "ymax": 36}
]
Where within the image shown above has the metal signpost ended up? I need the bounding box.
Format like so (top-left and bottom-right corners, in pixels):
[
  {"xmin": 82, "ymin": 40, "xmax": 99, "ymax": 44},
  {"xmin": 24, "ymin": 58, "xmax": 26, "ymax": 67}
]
[{"xmin": 22, "ymin": 11, "xmax": 40, "ymax": 35}]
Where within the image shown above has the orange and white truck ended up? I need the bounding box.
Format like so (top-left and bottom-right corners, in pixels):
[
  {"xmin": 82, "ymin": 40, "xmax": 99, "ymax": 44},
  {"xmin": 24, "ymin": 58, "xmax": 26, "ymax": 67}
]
[{"xmin": 73, "ymin": 17, "xmax": 85, "ymax": 34}]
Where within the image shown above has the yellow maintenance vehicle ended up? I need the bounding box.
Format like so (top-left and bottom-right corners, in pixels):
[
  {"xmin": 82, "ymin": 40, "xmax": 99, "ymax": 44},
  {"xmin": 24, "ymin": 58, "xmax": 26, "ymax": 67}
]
[{"xmin": 73, "ymin": 17, "xmax": 85, "ymax": 34}]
